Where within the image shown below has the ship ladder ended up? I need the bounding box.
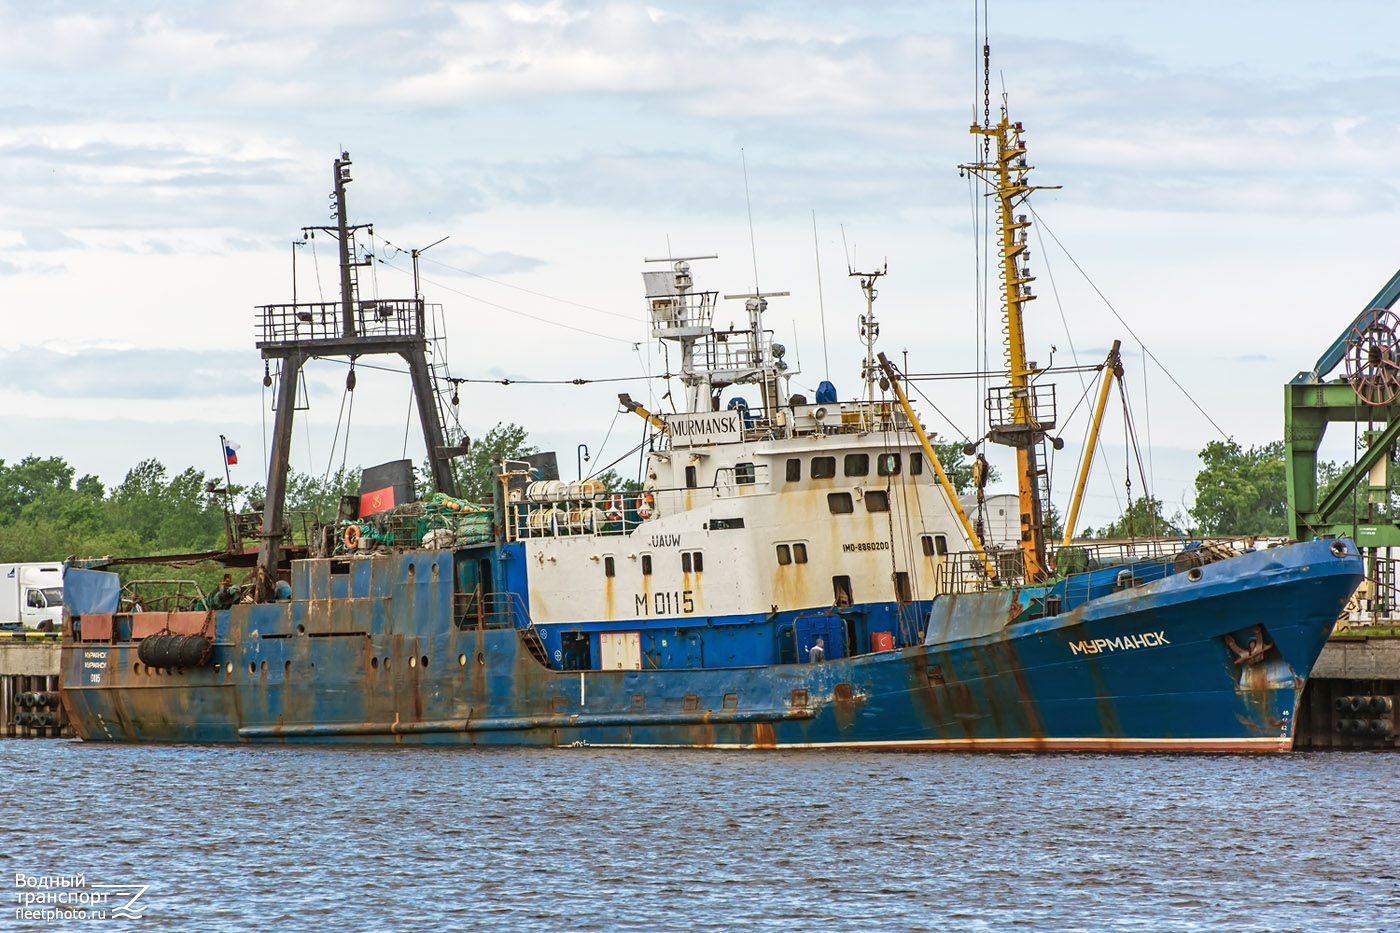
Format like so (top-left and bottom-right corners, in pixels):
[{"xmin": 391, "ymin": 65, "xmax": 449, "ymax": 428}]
[
  {"xmin": 1034, "ymin": 436, "xmax": 1054, "ymax": 540},
  {"xmin": 519, "ymin": 627, "xmax": 550, "ymax": 667}
]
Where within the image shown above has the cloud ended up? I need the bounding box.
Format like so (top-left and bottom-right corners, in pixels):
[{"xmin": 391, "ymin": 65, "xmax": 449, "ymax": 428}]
[
  {"xmin": 0, "ymin": 346, "xmax": 262, "ymax": 400},
  {"xmin": 20, "ymin": 228, "xmax": 82, "ymax": 251}
]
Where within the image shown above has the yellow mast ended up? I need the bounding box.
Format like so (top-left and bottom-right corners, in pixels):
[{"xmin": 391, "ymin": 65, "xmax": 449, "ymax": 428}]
[
  {"xmin": 961, "ymin": 105, "xmax": 1060, "ymax": 583},
  {"xmin": 877, "ymin": 353, "xmax": 997, "ymax": 581},
  {"xmin": 1062, "ymin": 340, "xmax": 1122, "ymax": 547}
]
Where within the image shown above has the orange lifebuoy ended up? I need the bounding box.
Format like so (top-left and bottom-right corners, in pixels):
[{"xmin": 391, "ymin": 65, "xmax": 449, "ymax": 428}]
[
  {"xmin": 636, "ymin": 493, "xmax": 655, "ymax": 520},
  {"xmin": 343, "ymin": 524, "xmax": 361, "ymax": 551},
  {"xmin": 604, "ymin": 494, "xmax": 625, "ymax": 522}
]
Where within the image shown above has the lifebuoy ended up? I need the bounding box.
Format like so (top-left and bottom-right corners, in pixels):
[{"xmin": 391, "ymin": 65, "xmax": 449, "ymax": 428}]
[
  {"xmin": 635, "ymin": 493, "xmax": 655, "ymax": 520},
  {"xmin": 604, "ymin": 494, "xmax": 625, "ymax": 522},
  {"xmin": 343, "ymin": 524, "xmax": 361, "ymax": 550}
]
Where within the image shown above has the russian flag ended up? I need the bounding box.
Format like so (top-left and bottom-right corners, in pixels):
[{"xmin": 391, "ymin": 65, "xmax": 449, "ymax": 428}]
[{"xmin": 224, "ymin": 440, "xmax": 241, "ymax": 466}]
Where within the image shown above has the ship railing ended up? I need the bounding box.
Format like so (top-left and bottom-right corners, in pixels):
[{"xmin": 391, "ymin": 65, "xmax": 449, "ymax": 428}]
[
  {"xmin": 225, "ymin": 509, "xmax": 321, "ymax": 552},
  {"xmin": 454, "ymin": 589, "xmax": 533, "ymax": 631},
  {"xmin": 503, "ymin": 481, "xmax": 753, "ymax": 541},
  {"xmin": 986, "ymin": 382, "xmax": 1057, "ymax": 436},
  {"xmin": 937, "ymin": 536, "xmax": 1265, "ymax": 598},
  {"xmin": 648, "ymin": 288, "xmax": 719, "ymax": 335},
  {"xmin": 255, "ymin": 298, "xmax": 429, "ymax": 345},
  {"xmin": 773, "ymin": 399, "xmax": 912, "ymax": 438},
  {"xmin": 1340, "ymin": 553, "xmax": 1400, "ymax": 629}
]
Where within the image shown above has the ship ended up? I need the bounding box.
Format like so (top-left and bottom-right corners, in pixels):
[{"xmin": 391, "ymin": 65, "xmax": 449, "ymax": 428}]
[{"xmin": 60, "ymin": 103, "xmax": 1364, "ymax": 751}]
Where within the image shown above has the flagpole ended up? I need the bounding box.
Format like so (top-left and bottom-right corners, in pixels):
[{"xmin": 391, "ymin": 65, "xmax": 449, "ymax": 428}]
[
  {"xmin": 219, "ymin": 434, "xmax": 234, "ymax": 491},
  {"xmin": 218, "ymin": 434, "xmax": 237, "ymax": 552}
]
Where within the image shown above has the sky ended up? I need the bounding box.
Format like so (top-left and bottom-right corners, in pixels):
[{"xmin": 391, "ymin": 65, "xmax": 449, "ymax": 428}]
[{"xmin": 2, "ymin": 0, "xmax": 1398, "ymax": 530}]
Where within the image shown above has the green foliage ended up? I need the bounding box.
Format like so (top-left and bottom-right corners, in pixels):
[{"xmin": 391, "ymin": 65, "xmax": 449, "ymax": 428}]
[
  {"xmin": 589, "ymin": 468, "xmax": 643, "ymax": 493},
  {"xmin": 1043, "ymin": 501, "xmax": 1064, "ymax": 543},
  {"xmin": 451, "ymin": 422, "xmax": 538, "ymax": 503},
  {"xmin": 933, "ymin": 441, "xmax": 998, "ymax": 496},
  {"xmin": 1191, "ymin": 439, "xmax": 1287, "ymax": 535},
  {"xmin": 1090, "ymin": 495, "xmax": 1182, "ymax": 539},
  {"xmin": 285, "ymin": 466, "xmax": 360, "ymax": 522}
]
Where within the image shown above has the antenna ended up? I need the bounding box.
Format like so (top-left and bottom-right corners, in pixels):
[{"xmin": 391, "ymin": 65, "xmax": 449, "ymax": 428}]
[
  {"xmin": 812, "ymin": 211, "xmax": 831, "ymax": 381},
  {"xmin": 411, "ymin": 236, "xmax": 449, "ymax": 301},
  {"xmin": 741, "ymin": 148, "xmax": 761, "ymax": 294}
]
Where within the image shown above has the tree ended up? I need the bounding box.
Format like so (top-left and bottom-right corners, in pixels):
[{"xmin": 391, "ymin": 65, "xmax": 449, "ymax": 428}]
[
  {"xmin": 1093, "ymin": 495, "xmax": 1180, "ymax": 539},
  {"xmin": 1043, "ymin": 501, "xmax": 1064, "ymax": 543},
  {"xmin": 449, "ymin": 422, "xmax": 538, "ymax": 502},
  {"xmin": 1191, "ymin": 439, "xmax": 1287, "ymax": 535},
  {"xmin": 589, "ymin": 467, "xmax": 643, "ymax": 494}
]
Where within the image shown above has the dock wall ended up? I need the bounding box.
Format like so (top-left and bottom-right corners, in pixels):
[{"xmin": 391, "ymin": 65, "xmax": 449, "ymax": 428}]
[{"xmin": 1, "ymin": 639, "xmax": 70, "ymax": 738}]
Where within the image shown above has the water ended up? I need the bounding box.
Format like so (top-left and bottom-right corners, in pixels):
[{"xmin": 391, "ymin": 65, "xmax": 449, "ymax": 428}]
[{"xmin": 1, "ymin": 742, "xmax": 1396, "ymax": 932}]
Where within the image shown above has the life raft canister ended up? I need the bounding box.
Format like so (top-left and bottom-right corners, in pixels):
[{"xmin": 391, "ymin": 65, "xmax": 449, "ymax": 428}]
[{"xmin": 604, "ymin": 494, "xmax": 625, "ymax": 522}]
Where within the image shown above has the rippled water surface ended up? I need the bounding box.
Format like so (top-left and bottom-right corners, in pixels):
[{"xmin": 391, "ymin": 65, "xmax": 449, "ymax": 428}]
[{"xmin": 2, "ymin": 742, "xmax": 1397, "ymax": 932}]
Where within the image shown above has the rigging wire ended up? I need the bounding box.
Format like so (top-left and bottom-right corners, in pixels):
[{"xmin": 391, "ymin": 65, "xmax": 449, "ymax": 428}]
[
  {"xmin": 376, "ymin": 240, "xmax": 638, "ymax": 324},
  {"xmin": 372, "ymin": 251, "xmax": 635, "ymax": 345},
  {"xmin": 1028, "ymin": 205, "xmax": 1230, "ymax": 441},
  {"xmin": 907, "ymin": 377, "xmax": 975, "ymax": 446},
  {"xmin": 587, "ymin": 407, "xmax": 623, "ymax": 482},
  {"xmin": 741, "ymin": 148, "xmax": 761, "ymax": 295}
]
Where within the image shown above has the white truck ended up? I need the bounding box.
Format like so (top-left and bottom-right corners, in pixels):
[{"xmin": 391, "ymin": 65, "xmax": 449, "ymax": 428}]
[{"xmin": 0, "ymin": 562, "xmax": 65, "ymax": 630}]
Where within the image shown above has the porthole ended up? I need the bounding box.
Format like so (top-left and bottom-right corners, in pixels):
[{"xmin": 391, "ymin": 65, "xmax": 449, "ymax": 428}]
[
  {"xmin": 458, "ymin": 654, "xmax": 467, "ymax": 667},
  {"xmin": 225, "ymin": 662, "xmax": 233, "ymax": 674},
  {"xmin": 421, "ymin": 655, "xmax": 429, "ymax": 668},
  {"xmin": 371, "ymin": 657, "xmax": 379, "ymax": 670},
  {"xmin": 296, "ymin": 624, "xmax": 305, "ymax": 636},
  {"xmin": 409, "ymin": 656, "xmax": 417, "ymax": 668},
  {"xmin": 284, "ymin": 660, "xmax": 291, "ymax": 678},
  {"xmin": 248, "ymin": 662, "xmax": 256, "ymax": 675},
  {"xmin": 476, "ymin": 652, "xmax": 486, "ymax": 666}
]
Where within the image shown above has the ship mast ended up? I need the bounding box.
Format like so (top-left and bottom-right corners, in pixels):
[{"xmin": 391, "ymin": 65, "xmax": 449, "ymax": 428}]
[
  {"xmin": 961, "ymin": 105, "xmax": 1060, "ymax": 583},
  {"xmin": 252, "ymin": 152, "xmax": 466, "ymax": 601}
]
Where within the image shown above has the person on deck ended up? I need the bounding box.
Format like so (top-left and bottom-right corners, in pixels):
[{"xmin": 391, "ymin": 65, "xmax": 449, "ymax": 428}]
[{"xmin": 809, "ymin": 637, "xmax": 826, "ymax": 664}]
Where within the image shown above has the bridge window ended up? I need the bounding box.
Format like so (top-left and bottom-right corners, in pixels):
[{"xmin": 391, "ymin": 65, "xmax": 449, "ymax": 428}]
[
  {"xmin": 775, "ymin": 542, "xmax": 808, "ymax": 566},
  {"xmin": 736, "ymin": 462, "xmax": 756, "ymax": 485},
  {"xmin": 844, "ymin": 453, "xmax": 869, "ymax": 477},
  {"xmin": 812, "ymin": 456, "xmax": 836, "ymax": 479},
  {"xmin": 641, "ymin": 554, "xmax": 652, "ymax": 575},
  {"xmin": 877, "ymin": 453, "xmax": 901, "ymax": 476},
  {"xmin": 604, "ymin": 556, "xmax": 616, "ymax": 578},
  {"xmin": 786, "ymin": 458, "xmax": 801, "ymax": 482},
  {"xmin": 865, "ymin": 490, "xmax": 889, "ymax": 512},
  {"xmin": 910, "ymin": 452, "xmax": 924, "ymax": 476},
  {"xmin": 922, "ymin": 534, "xmax": 949, "ymax": 557},
  {"xmin": 685, "ymin": 465, "xmax": 698, "ymax": 488},
  {"xmin": 828, "ymin": 492, "xmax": 853, "ymax": 514}
]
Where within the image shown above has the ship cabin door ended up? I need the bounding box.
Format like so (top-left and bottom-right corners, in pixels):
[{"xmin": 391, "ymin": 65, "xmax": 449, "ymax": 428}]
[
  {"xmin": 453, "ymin": 550, "xmax": 497, "ymax": 628},
  {"xmin": 560, "ymin": 632, "xmax": 591, "ymax": 670},
  {"xmin": 794, "ymin": 614, "xmax": 842, "ymax": 662}
]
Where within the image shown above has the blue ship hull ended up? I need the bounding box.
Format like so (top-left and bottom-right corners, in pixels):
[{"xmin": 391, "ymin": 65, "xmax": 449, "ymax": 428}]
[{"xmin": 60, "ymin": 538, "xmax": 1363, "ymax": 752}]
